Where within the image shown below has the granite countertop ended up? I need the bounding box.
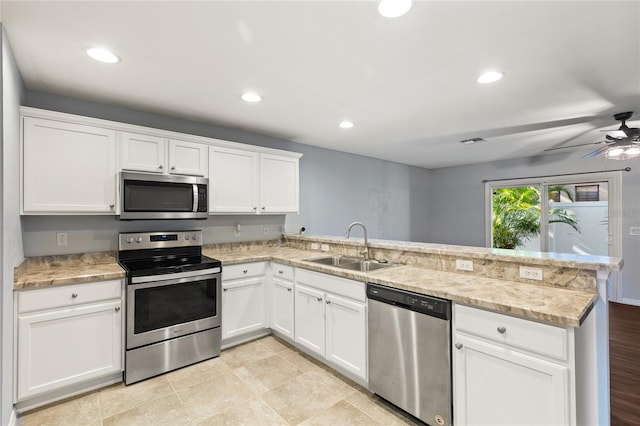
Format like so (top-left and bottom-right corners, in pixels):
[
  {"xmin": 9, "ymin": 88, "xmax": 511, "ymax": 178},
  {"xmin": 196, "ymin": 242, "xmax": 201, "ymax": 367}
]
[{"xmin": 14, "ymin": 245, "xmax": 600, "ymax": 327}]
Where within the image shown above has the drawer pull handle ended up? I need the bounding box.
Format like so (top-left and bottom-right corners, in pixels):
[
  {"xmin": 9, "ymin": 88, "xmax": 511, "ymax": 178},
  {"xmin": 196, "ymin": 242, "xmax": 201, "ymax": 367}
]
[
  {"xmin": 115, "ymin": 306, "xmax": 120, "ymax": 312},
  {"xmin": 278, "ymin": 270, "xmax": 284, "ymax": 274},
  {"xmin": 497, "ymin": 326, "xmax": 507, "ymax": 334},
  {"xmin": 71, "ymin": 293, "xmax": 78, "ymax": 298},
  {"xmin": 223, "ymin": 288, "xmax": 228, "ymax": 292},
  {"xmin": 243, "ymin": 270, "xmax": 248, "ymax": 274},
  {"xmin": 326, "ymin": 300, "xmax": 331, "ymax": 304},
  {"xmin": 317, "ymin": 297, "xmax": 323, "ymax": 302},
  {"xmin": 287, "ymin": 288, "xmax": 292, "ymax": 292},
  {"xmin": 455, "ymin": 342, "xmax": 463, "ymax": 350}
]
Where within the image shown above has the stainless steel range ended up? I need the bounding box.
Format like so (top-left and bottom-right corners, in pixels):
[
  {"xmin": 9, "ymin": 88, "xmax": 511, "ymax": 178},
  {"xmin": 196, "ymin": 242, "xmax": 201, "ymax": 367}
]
[{"xmin": 118, "ymin": 230, "xmax": 222, "ymax": 385}]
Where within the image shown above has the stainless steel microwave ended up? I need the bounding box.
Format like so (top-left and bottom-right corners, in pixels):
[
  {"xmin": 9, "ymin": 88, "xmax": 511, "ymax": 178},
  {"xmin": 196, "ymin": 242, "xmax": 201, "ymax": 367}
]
[{"xmin": 120, "ymin": 172, "xmax": 208, "ymax": 220}]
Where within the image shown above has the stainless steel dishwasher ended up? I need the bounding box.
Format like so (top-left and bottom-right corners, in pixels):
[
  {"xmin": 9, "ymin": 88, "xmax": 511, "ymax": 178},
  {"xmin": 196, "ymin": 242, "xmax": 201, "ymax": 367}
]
[{"xmin": 367, "ymin": 283, "xmax": 452, "ymax": 426}]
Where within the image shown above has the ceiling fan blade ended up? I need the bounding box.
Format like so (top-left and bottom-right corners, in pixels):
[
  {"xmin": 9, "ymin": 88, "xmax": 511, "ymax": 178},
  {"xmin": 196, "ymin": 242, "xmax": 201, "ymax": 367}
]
[
  {"xmin": 582, "ymin": 145, "xmax": 612, "ymax": 159},
  {"xmin": 543, "ymin": 141, "xmax": 603, "ymax": 152}
]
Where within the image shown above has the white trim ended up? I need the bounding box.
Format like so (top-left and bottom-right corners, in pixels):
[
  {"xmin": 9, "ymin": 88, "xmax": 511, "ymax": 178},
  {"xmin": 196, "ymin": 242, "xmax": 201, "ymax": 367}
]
[
  {"xmin": 19, "ymin": 107, "xmax": 303, "ymax": 159},
  {"xmin": 7, "ymin": 408, "xmax": 16, "ymax": 426},
  {"xmin": 620, "ymin": 298, "xmax": 640, "ymax": 307}
]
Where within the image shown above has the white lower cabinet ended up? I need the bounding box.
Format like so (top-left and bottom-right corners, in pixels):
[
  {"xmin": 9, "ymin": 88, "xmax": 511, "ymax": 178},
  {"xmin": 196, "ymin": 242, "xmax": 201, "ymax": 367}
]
[
  {"xmin": 453, "ymin": 304, "xmax": 574, "ymax": 426},
  {"xmin": 222, "ymin": 262, "xmax": 267, "ymax": 341},
  {"xmin": 294, "ymin": 269, "xmax": 367, "ymax": 382},
  {"xmin": 16, "ymin": 280, "xmax": 123, "ymax": 401},
  {"xmin": 270, "ymin": 263, "xmax": 295, "ymax": 340}
]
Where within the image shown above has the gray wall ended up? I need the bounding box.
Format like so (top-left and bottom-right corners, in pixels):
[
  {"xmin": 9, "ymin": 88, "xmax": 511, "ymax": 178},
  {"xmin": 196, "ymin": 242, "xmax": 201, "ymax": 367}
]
[
  {"xmin": 1, "ymin": 25, "xmax": 25, "ymax": 426},
  {"xmin": 428, "ymin": 152, "xmax": 640, "ymax": 303},
  {"xmin": 22, "ymin": 91, "xmax": 432, "ymax": 256}
]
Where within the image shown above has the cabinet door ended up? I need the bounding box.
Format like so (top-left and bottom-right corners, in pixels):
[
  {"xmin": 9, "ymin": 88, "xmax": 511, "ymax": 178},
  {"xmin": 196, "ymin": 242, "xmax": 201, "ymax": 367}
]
[
  {"xmin": 209, "ymin": 146, "xmax": 258, "ymax": 213},
  {"xmin": 221, "ymin": 277, "xmax": 266, "ymax": 340},
  {"xmin": 272, "ymin": 277, "xmax": 294, "ymax": 339},
  {"xmin": 120, "ymin": 132, "xmax": 166, "ymax": 174},
  {"xmin": 294, "ymin": 284, "xmax": 325, "ymax": 357},
  {"xmin": 259, "ymin": 154, "xmax": 299, "ymax": 213},
  {"xmin": 326, "ymin": 294, "xmax": 367, "ymax": 381},
  {"xmin": 168, "ymin": 139, "xmax": 208, "ymax": 176},
  {"xmin": 17, "ymin": 300, "xmax": 122, "ymax": 400},
  {"xmin": 23, "ymin": 117, "xmax": 117, "ymax": 213},
  {"xmin": 453, "ymin": 334, "xmax": 571, "ymax": 426}
]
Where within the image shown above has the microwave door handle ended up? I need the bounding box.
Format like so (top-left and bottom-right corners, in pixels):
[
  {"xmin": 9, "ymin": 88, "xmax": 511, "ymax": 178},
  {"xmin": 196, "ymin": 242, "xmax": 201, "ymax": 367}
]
[{"xmin": 193, "ymin": 184, "xmax": 198, "ymax": 212}]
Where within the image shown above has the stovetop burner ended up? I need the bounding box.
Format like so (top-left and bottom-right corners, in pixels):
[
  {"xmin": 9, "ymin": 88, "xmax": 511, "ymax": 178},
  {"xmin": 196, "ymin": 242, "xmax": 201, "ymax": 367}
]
[{"xmin": 117, "ymin": 230, "xmax": 221, "ymax": 278}]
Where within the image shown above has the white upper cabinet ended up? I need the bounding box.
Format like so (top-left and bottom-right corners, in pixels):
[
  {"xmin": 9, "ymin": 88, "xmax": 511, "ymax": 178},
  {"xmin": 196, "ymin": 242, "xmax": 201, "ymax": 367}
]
[
  {"xmin": 259, "ymin": 154, "xmax": 299, "ymax": 214},
  {"xmin": 209, "ymin": 146, "xmax": 259, "ymax": 213},
  {"xmin": 209, "ymin": 147, "xmax": 300, "ymax": 214},
  {"xmin": 22, "ymin": 117, "xmax": 117, "ymax": 214},
  {"xmin": 120, "ymin": 132, "xmax": 207, "ymax": 177},
  {"xmin": 120, "ymin": 132, "xmax": 165, "ymax": 174}
]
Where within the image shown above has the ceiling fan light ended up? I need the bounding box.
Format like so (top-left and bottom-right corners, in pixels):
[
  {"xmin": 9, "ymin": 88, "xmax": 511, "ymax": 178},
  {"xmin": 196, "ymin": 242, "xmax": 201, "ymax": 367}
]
[
  {"xmin": 378, "ymin": 0, "xmax": 412, "ymax": 18},
  {"xmin": 477, "ymin": 71, "xmax": 503, "ymax": 84},
  {"xmin": 603, "ymin": 145, "xmax": 640, "ymax": 160},
  {"xmin": 86, "ymin": 47, "xmax": 119, "ymax": 64}
]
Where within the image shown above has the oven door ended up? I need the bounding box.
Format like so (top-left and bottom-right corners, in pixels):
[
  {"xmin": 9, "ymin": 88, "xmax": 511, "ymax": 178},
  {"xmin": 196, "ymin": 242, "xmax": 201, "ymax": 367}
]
[{"xmin": 126, "ymin": 268, "xmax": 221, "ymax": 349}]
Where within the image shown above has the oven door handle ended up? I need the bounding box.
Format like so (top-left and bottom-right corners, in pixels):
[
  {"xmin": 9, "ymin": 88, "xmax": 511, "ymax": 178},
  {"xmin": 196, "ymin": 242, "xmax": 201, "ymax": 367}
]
[{"xmin": 130, "ymin": 268, "xmax": 221, "ymax": 285}]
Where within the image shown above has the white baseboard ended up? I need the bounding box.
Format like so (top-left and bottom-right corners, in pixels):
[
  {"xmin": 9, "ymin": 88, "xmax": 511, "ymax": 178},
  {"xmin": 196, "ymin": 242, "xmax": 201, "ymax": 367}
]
[
  {"xmin": 621, "ymin": 298, "xmax": 640, "ymax": 307},
  {"xmin": 7, "ymin": 408, "xmax": 17, "ymax": 426}
]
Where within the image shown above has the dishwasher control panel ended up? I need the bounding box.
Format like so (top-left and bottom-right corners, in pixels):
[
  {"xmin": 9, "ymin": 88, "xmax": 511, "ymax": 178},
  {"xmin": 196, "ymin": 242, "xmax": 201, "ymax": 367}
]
[{"xmin": 367, "ymin": 283, "xmax": 451, "ymax": 320}]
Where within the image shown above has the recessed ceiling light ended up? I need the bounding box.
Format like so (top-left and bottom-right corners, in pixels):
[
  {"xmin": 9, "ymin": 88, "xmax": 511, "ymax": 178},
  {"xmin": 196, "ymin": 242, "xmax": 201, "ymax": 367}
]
[
  {"xmin": 86, "ymin": 47, "xmax": 119, "ymax": 64},
  {"xmin": 477, "ymin": 71, "xmax": 503, "ymax": 84},
  {"xmin": 339, "ymin": 120, "xmax": 354, "ymax": 129},
  {"xmin": 241, "ymin": 92, "xmax": 262, "ymax": 103},
  {"xmin": 378, "ymin": 0, "xmax": 412, "ymax": 18}
]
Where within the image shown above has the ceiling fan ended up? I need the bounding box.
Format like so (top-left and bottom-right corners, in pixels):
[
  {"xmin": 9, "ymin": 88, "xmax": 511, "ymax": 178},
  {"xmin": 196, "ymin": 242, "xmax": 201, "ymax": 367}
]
[{"xmin": 544, "ymin": 111, "xmax": 640, "ymax": 160}]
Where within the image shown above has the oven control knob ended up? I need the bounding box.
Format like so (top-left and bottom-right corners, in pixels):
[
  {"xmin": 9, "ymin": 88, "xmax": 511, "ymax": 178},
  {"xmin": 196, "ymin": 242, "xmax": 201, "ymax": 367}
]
[
  {"xmin": 192, "ymin": 234, "xmax": 198, "ymax": 241},
  {"xmin": 126, "ymin": 237, "xmax": 134, "ymax": 244},
  {"xmin": 135, "ymin": 237, "xmax": 143, "ymax": 243},
  {"xmin": 185, "ymin": 235, "xmax": 190, "ymax": 240}
]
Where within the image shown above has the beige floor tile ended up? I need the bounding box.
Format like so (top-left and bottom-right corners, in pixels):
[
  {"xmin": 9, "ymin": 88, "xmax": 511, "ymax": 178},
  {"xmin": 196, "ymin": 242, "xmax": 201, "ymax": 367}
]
[
  {"xmin": 234, "ymin": 354, "xmax": 303, "ymax": 394},
  {"xmin": 18, "ymin": 392, "xmax": 101, "ymax": 426},
  {"xmin": 345, "ymin": 391, "xmax": 419, "ymax": 425},
  {"xmin": 221, "ymin": 339, "xmax": 276, "ymax": 369},
  {"xmin": 278, "ymin": 348, "xmax": 323, "ymax": 373},
  {"xmin": 195, "ymin": 395, "xmax": 287, "ymax": 426},
  {"xmin": 299, "ymin": 399, "xmax": 380, "ymax": 425},
  {"xmin": 176, "ymin": 371, "xmax": 254, "ymax": 422},
  {"xmin": 261, "ymin": 372, "xmax": 343, "ymax": 425},
  {"xmin": 102, "ymin": 394, "xmax": 191, "ymax": 426},
  {"xmin": 304, "ymin": 367, "xmax": 358, "ymax": 399},
  {"xmin": 259, "ymin": 335, "xmax": 292, "ymax": 353},
  {"xmin": 166, "ymin": 357, "xmax": 232, "ymax": 391},
  {"xmin": 97, "ymin": 375, "xmax": 175, "ymax": 419}
]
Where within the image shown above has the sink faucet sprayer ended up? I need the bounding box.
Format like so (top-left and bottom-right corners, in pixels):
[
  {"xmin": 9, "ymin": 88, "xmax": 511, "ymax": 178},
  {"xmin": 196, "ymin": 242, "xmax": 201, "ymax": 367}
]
[{"xmin": 345, "ymin": 222, "xmax": 369, "ymax": 261}]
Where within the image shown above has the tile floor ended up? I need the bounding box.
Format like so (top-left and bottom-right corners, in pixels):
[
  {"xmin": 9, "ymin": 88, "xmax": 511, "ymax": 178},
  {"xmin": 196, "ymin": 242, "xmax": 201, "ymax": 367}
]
[{"xmin": 18, "ymin": 336, "xmax": 418, "ymax": 425}]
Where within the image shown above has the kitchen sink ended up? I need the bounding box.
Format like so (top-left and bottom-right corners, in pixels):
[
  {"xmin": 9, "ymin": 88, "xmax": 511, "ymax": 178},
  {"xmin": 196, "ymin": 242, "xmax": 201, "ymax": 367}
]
[{"xmin": 306, "ymin": 256, "xmax": 395, "ymax": 272}]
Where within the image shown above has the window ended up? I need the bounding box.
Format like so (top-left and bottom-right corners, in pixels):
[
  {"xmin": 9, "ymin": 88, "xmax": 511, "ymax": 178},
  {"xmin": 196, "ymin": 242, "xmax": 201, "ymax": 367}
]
[{"xmin": 575, "ymin": 184, "xmax": 600, "ymax": 202}]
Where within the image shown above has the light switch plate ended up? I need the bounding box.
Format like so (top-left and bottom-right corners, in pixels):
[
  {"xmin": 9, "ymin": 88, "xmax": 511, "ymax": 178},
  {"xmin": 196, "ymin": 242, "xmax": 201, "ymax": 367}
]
[
  {"xmin": 455, "ymin": 259, "xmax": 474, "ymax": 272},
  {"xmin": 311, "ymin": 243, "xmax": 319, "ymax": 250},
  {"xmin": 321, "ymin": 244, "xmax": 330, "ymax": 252},
  {"xmin": 519, "ymin": 266, "xmax": 543, "ymax": 281},
  {"xmin": 56, "ymin": 233, "xmax": 68, "ymax": 246}
]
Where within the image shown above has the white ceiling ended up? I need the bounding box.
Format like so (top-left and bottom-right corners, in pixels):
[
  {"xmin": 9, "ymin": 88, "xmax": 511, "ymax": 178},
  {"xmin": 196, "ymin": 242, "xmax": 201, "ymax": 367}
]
[{"xmin": 1, "ymin": 1, "xmax": 639, "ymax": 169}]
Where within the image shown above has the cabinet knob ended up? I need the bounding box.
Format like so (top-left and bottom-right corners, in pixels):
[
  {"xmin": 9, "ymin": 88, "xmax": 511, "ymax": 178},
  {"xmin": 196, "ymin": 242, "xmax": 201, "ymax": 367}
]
[
  {"xmin": 158, "ymin": 165, "xmax": 163, "ymax": 169},
  {"xmin": 223, "ymin": 288, "xmax": 228, "ymax": 292},
  {"xmin": 253, "ymin": 206, "xmax": 257, "ymax": 210},
  {"xmin": 115, "ymin": 306, "xmax": 121, "ymax": 312},
  {"xmin": 71, "ymin": 293, "xmax": 78, "ymax": 298},
  {"xmin": 326, "ymin": 300, "xmax": 331, "ymax": 304},
  {"xmin": 497, "ymin": 326, "xmax": 507, "ymax": 334},
  {"xmin": 171, "ymin": 166, "xmax": 176, "ymax": 171},
  {"xmin": 109, "ymin": 204, "xmax": 115, "ymax": 209},
  {"xmin": 455, "ymin": 342, "xmax": 463, "ymax": 350},
  {"xmin": 287, "ymin": 288, "xmax": 292, "ymax": 292},
  {"xmin": 278, "ymin": 270, "xmax": 284, "ymax": 274},
  {"xmin": 261, "ymin": 207, "xmax": 266, "ymax": 210},
  {"xmin": 243, "ymin": 269, "xmax": 248, "ymax": 274},
  {"xmin": 317, "ymin": 297, "xmax": 323, "ymax": 302}
]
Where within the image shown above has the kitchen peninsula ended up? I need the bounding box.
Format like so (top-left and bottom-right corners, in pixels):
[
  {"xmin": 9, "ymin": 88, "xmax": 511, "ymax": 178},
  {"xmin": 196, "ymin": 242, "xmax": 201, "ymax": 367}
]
[{"xmin": 14, "ymin": 234, "xmax": 621, "ymax": 425}]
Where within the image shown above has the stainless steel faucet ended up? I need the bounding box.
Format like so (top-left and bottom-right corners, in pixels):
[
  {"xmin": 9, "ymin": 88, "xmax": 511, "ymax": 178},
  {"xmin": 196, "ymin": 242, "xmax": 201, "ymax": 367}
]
[{"xmin": 345, "ymin": 222, "xmax": 369, "ymax": 260}]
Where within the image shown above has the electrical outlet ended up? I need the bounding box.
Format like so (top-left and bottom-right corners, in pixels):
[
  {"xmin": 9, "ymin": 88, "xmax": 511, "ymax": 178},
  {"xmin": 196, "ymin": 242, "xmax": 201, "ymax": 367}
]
[
  {"xmin": 321, "ymin": 244, "xmax": 330, "ymax": 252},
  {"xmin": 519, "ymin": 266, "xmax": 543, "ymax": 281},
  {"xmin": 56, "ymin": 233, "xmax": 68, "ymax": 246},
  {"xmin": 630, "ymin": 226, "xmax": 640, "ymax": 236},
  {"xmin": 311, "ymin": 243, "xmax": 319, "ymax": 250},
  {"xmin": 455, "ymin": 259, "xmax": 474, "ymax": 272},
  {"xmin": 263, "ymin": 225, "xmax": 269, "ymax": 234},
  {"xmin": 234, "ymin": 224, "xmax": 241, "ymax": 237}
]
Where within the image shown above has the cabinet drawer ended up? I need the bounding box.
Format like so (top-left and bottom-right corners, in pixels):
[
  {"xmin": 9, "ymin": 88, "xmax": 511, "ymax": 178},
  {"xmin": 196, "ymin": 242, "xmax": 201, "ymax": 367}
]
[
  {"xmin": 296, "ymin": 268, "xmax": 365, "ymax": 302},
  {"xmin": 17, "ymin": 279, "xmax": 122, "ymax": 314},
  {"xmin": 272, "ymin": 263, "xmax": 294, "ymax": 281},
  {"xmin": 223, "ymin": 262, "xmax": 267, "ymax": 281},
  {"xmin": 454, "ymin": 304, "xmax": 569, "ymax": 361}
]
